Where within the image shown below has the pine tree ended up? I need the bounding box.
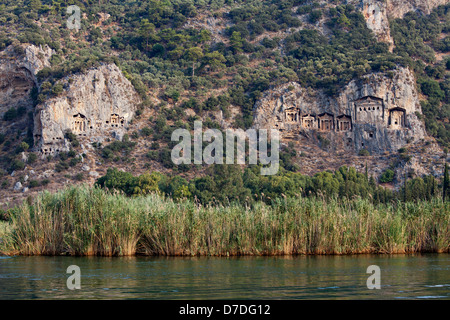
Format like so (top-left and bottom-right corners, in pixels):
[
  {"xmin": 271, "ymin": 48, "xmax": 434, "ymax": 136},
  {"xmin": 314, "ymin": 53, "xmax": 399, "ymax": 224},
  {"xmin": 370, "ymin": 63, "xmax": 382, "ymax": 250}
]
[
  {"xmin": 444, "ymin": 162, "xmax": 449, "ymax": 201},
  {"xmin": 403, "ymin": 173, "xmax": 407, "ymax": 202},
  {"xmin": 186, "ymin": 47, "xmax": 204, "ymax": 77},
  {"xmin": 30, "ymin": 0, "xmax": 42, "ymax": 11},
  {"xmin": 365, "ymin": 162, "xmax": 368, "ymax": 182},
  {"xmin": 230, "ymin": 31, "xmax": 243, "ymax": 53},
  {"xmin": 139, "ymin": 19, "xmax": 155, "ymax": 51}
]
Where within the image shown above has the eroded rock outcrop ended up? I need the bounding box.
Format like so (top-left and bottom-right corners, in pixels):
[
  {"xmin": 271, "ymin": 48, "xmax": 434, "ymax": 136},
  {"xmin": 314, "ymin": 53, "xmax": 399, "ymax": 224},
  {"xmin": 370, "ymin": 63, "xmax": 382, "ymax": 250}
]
[
  {"xmin": 253, "ymin": 67, "xmax": 426, "ymax": 154},
  {"xmin": 33, "ymin": 63, "xmax": 141, "ymax": 155},
  {"xmin": 386, "ymin": 0, "xmax": 448, "ymax": 18},
  {"xmin": 0, "ymin": 44, "xmax": 53, "ymax": 113},
  {"xmin": 349, "ymin": 0, "xmax": 448, "ymax": 48}
]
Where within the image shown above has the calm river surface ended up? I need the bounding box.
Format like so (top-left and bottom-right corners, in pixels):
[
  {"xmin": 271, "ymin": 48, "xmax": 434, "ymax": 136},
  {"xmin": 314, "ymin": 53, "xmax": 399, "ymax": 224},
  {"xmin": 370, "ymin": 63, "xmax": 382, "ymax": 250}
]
[{"xmin": 0, "ymin": 254, "xmax": 449, "ymax": 299}]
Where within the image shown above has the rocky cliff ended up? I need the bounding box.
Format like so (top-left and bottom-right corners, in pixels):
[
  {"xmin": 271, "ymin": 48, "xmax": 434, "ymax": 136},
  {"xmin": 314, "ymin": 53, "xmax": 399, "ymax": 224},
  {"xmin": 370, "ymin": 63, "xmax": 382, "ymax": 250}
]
[
  {"xmin": 349, "ymin": 0, "xmax": 448, "ymax": 48},
  {"xmin": 253, "ymin": 67, "xmax": 426, "ymax": 155},
  {"xmin": 0, "ymin": 44, "xmax": 53, "ymax": 114},
  {"xmin": 33, "ymin": 63, "xmax": 141, "ymax": 155},
  {"xmin": 386, "ymin": 0, "xmax": 448, "ymax": 18}
]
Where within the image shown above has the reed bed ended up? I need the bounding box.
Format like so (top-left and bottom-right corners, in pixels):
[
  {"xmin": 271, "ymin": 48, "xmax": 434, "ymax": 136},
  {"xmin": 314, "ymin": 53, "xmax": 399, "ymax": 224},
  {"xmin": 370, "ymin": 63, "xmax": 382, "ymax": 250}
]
[{"xmin": 0, "ymin": 185, "xmax": 448, "ymax": 256}]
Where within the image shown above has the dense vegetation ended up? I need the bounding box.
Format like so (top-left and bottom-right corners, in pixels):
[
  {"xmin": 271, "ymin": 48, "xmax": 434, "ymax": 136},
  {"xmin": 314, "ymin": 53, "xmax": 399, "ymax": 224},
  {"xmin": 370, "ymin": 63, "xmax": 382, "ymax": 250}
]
[
  {"xmin": 0, "ymin": 1, "xmax": 448, "ymax": 194},
  {"xmin": 96, "ymin": 163, "xmax": 446, "ymax": 206},
  {"xmin": 391, "ymin": 6, "xmax": 450, "ymax": 147},
  {"xmin": 1, "ymin": 1, "xmax": 449, "ymax": 260},
  {"xmin": 0, "ymin": 1, "xmax": 447, "ymax": 125},
  {"xmin": 1, "ymin": 185, "xmax": 448, "ymax": 256}
]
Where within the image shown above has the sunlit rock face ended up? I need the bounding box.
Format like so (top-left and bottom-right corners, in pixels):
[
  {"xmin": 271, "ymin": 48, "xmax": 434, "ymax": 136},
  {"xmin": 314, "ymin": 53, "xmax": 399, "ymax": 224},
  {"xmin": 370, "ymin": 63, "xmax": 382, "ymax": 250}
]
[
  {"xmin": 253, "ymin": 67, "xmax": 426, "ymax": 154},
  {"xmin": 33, "ymin": 63, "xmax": 141, "ymax": 155},
  {"xmin": 359, "ymin": 0, "xmax": 393, "ymax": 47}
]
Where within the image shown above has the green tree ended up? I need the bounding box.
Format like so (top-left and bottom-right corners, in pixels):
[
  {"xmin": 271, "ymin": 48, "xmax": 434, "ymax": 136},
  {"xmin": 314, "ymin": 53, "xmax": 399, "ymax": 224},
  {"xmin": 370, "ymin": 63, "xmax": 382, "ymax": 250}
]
[
  {"xmin": 132, "ymin": 172, "xmax": 160, "ymax": 196},
  {"xmin": 185, "ymin": 47, "xmax": 204, "ymax": 77},
  {"xmin": 421, "ymin": 79, "xmax": 444, "ymax": 99},
  {"xmin": 337, "ymin": 13, "xmax": 351, "ymax": 27},
  {"xmin": 140, "ymin": 19, "xmax": 155, "ymax": 51},
  {"xmin": 198, "ymin": 29, "xmax": 212, "ymax": 43},
  {"xmin": 173, "ymin": 185, "xmax": 191, "ymax": 199},
  {"xmin": 403, "ymin": 173, "xmax": 408, "ymax": 202},
  {"xmin": 202, "ymin": 51, "xmax": 226, "ymax": 71},
  {"xmin": 95, "ymin": 168, "xmax": 134, "ymax": 194},
  {"xmin": 230, "ymin": 31, "xmax": 243, "ymax": 53},
  {"xmin": 444, "ymin": 162, "xmax": 449, "ymax": 201},
  {"xmin": 52, "ymin": 83, "xmax": 64, "ymax": 96},
  {"xmin": 309, "ymin": 10, "xmax": 322, "ymax": 23},
  {"xmin": 29, "ymin": 0, "xmax": 42, "ymax": 11},
  {"xmin": 379, "ymin": 169, "xmax": 395, "ymax": 183},
  {"xmin": 27, "ymin": 153, "xmax": 37, "ymax": 164},
  {"xmin": 20, "ymin": 141, "xmax": 29, "ymax": 152},
  {"xmin": 3, "ymin": 108, "xmax": 17, "ymax": 121}
]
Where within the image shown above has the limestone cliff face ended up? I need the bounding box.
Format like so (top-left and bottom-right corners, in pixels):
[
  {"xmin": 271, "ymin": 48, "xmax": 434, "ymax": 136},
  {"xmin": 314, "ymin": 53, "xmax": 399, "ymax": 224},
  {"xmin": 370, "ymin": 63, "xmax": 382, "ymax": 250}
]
[
  {"xmin": 349, "ymin": 0, "xmax": 448, "ymax": 48},
  {"xmin": 0, "ymin": 44, "xmax": 53, "ymax": 113},
  {"xmin": 357, "ymin": 0, "xmax": 392, "ymax": 46},
  {"xmin": 33, "ymin": 63, "xmax": 141, "ymax": 154},
  {"xmin": 386, "ymin": 0, "xmax": 448, "ymax": 18},
  {"xmin": 253, "ymin": 67, "xmax": 426, "ymax": 154}
]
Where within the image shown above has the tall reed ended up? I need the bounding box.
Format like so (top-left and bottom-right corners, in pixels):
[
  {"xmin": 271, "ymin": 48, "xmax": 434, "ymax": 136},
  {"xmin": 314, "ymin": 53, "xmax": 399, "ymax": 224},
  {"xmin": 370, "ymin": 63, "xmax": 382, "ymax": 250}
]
[{"xmin": 1, "ymin": 185, "xmax": 448, "ymax": 256}]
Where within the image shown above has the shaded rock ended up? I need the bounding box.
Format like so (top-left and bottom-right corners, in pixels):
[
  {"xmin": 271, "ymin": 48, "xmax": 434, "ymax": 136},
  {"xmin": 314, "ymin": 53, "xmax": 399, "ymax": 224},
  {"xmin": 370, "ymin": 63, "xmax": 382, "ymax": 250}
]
[
  {"xmin": 42, "ymin": 170, "xmax": 54, "ymax": 178},
  {"xmin": 0, "ymin": 44, "xmax": 53, "ymax": 113},
  {"xmin": 112, "ymin": 131, "xmax": 122, "ymax": 141},
  {"xmin": 89, "ymin": 171, "xmax": 99, "ymax": 177},
  {"xmin": 13, "ymin": 181, "xmax": 22, "ymax": 191}
]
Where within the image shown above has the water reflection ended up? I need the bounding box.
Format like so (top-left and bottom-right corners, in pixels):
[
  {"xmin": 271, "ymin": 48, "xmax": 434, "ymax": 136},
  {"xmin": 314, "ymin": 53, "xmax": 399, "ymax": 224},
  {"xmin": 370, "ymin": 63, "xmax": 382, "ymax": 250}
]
[{"xmin": 0, "ymin": 254, "xmax": 448, "ymax": 299}]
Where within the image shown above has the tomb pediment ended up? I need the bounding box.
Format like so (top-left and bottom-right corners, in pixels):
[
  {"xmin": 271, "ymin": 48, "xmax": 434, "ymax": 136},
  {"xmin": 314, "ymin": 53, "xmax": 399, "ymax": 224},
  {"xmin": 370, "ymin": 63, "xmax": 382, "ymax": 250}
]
[
  {"xmin": 301, "ymin": 114, "xmax": 316, "ymax": 129},
  {"xmin": 318, "ymin": 113, "xmax": 334, "ymax": 131},
  {"xmin": 355, "ymin": 96, "xmax": 383, "ymax": 109},
  {"xmin": 388, "ymin": 107, "xmax": 406, "ymax": 112},
  {"xmin": 72, "ymin": 113, "xmax": 87, "ymax": 133},
  {"xmin": 388, "ymin": 107, "xmax": 406, "ymax": 128},
  {"xmin": 355, "ymin": 96, "xmax": 383, "ymax": 102},
  {"xmin": 354, "ymin": 96, "xmax": 384, "ymax": 123},
  {"xmin": 73, "ymin": 113, "xmax": 86, "ymax": 119},
  {"xmin": 285, "ymin": 107, "xmax": 300, "ymax": 123},
  {"xmin": 318, "ymin": 112, "xmax": 334, "ymax": 118},
  {"xmin": 336, "ymin": 114, "xmax": 352, "ymax": 132}
]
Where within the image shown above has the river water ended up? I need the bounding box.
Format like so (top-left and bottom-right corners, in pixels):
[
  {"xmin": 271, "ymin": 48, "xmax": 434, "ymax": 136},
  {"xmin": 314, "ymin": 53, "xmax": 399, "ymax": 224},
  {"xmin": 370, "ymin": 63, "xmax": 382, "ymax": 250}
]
[{"xmin": 0, "ymin": 254, "xmax": 449, "ymax": 299}]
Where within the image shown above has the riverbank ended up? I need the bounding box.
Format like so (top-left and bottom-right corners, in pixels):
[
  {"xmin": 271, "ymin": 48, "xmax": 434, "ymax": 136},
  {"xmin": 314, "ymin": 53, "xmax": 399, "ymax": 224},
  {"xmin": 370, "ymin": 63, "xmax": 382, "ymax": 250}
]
[{"xmin": 0, "ymin": 186, "xmax": 449, "ymax": 256}]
